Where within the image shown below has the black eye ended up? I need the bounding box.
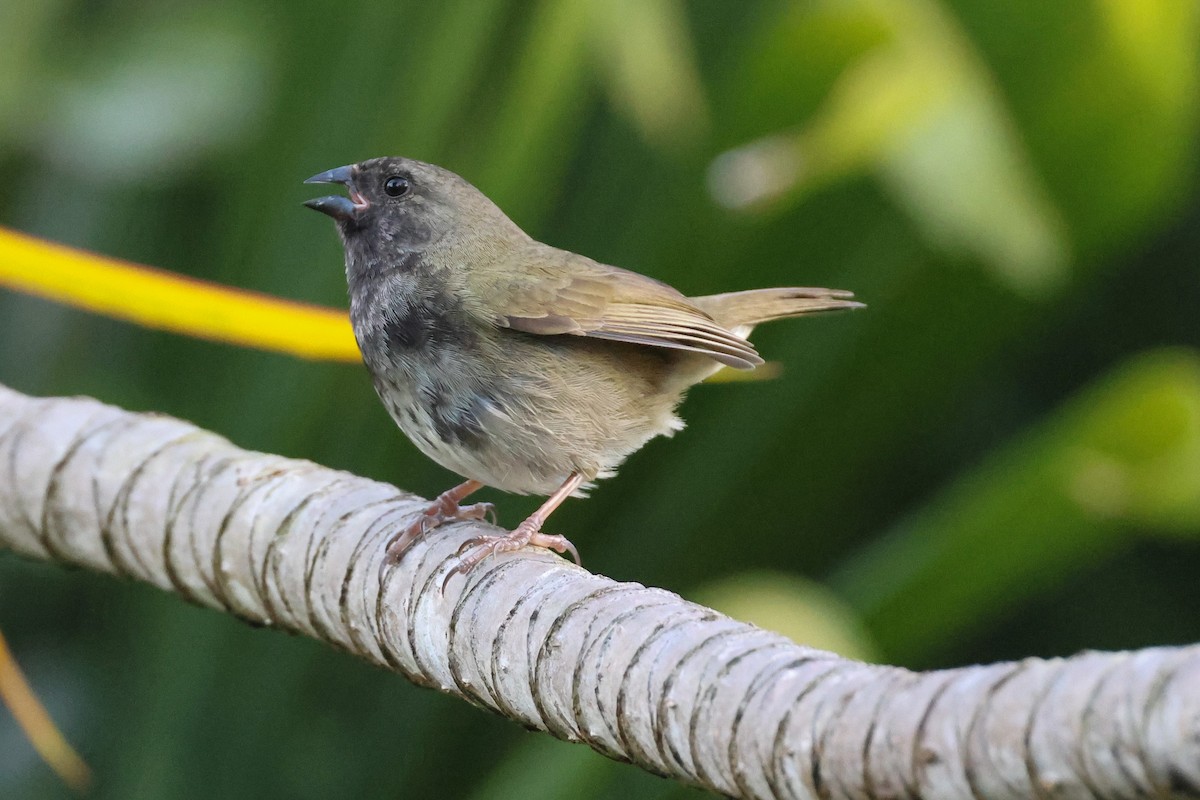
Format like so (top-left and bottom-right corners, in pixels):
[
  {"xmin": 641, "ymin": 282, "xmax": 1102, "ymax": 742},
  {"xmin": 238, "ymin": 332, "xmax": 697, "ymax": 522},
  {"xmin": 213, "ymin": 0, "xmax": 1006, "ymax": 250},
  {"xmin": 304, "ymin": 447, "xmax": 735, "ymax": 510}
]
[{"xmin": 384, "ymin": 175, "xmax": 410, "ymax": 197}]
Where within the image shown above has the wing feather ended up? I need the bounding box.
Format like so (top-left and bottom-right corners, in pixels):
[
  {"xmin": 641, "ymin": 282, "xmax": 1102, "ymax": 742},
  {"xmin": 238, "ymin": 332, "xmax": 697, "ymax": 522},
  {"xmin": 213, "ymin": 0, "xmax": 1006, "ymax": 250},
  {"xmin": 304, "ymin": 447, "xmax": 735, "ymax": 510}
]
[{"xmin": 486, "ymin": 249, "xmax": 763, "ymax": 369}]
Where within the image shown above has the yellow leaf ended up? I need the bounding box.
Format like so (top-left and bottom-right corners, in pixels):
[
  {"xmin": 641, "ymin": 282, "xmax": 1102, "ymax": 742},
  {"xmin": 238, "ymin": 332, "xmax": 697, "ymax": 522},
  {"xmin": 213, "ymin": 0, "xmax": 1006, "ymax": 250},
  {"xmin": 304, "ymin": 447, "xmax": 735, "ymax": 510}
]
[
  {"xmin": 0, "ymin": 226, "xmax": 360, "ymax": 363},
  {"xmin": 0, "ymin": 628, "xmax": 91, "ymax": 793}
]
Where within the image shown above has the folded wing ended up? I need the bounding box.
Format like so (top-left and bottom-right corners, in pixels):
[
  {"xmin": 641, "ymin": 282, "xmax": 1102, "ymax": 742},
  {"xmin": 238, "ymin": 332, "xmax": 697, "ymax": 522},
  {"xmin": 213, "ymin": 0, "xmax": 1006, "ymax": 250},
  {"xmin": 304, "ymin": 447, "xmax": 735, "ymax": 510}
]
[{"xmin": 486, "ymin": 250, "xmax": 763, "ymax": 370}]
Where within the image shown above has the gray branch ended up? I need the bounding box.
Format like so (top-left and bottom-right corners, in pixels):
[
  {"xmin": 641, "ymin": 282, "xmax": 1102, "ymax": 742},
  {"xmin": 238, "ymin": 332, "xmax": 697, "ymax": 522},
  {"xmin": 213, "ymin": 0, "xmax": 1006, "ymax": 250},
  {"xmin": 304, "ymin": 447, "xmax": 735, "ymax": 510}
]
[{"xmin": 0, "ymin": 382, "xmax": 1197, "ymax": 799}]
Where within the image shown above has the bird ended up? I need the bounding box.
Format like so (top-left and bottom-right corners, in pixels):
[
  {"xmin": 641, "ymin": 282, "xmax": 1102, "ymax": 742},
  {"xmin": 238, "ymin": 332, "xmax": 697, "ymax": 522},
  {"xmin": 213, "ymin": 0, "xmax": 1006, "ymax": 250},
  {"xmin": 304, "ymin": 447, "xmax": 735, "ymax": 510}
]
[{"xmin": 304, "ymin": 156, "xmax": 861, "ymax": 584}]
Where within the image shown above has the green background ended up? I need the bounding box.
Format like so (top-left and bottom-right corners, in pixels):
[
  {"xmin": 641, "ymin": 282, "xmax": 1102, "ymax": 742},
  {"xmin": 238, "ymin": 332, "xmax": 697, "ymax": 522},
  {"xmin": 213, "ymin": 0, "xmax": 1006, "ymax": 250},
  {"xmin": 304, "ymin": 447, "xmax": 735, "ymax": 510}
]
[{"xmin": 1, "ymin": 1, "xmax": 1198, "ymax": 797}]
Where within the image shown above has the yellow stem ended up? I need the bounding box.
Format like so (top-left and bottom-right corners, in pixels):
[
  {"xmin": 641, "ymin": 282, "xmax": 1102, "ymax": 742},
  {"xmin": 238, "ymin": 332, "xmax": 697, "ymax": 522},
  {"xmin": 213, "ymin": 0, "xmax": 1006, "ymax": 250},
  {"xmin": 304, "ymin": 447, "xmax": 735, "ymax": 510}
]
[
  {"xmin": 0, "ymin": 226, "xmax": 360, "ymax": 363},
  {"xmin": 0, "ymin": 627, "xmax": 92, "ymax": 792}
]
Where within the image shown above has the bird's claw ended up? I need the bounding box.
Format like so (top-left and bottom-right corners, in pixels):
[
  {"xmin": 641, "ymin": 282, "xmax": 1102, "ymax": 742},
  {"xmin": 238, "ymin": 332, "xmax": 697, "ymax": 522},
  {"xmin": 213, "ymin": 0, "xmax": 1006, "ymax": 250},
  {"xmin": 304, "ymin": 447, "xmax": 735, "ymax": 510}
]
[
  {"xmin": 381, "ymin": 499, "xmax": 496, "ymax": 576},
  {"xmin": 441, "ymin": 524, "xmax": 580, "ymax": 592}
]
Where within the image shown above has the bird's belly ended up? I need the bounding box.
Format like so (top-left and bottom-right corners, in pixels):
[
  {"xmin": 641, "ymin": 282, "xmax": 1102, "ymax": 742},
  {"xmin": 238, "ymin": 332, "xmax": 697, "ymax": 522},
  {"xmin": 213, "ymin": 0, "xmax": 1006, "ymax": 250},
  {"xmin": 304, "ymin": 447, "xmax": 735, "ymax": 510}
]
[{"xmin": 371, "ymin": 340, "xmax": 688, "ymax": 496}]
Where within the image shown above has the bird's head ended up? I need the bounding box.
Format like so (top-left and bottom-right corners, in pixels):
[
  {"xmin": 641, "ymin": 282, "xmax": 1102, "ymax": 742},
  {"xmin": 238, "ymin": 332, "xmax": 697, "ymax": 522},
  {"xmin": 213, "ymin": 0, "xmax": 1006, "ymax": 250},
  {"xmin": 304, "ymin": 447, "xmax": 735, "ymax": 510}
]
[{"xmin": 304, "ymin": 156, "xmax": 503, "ymax": 254}]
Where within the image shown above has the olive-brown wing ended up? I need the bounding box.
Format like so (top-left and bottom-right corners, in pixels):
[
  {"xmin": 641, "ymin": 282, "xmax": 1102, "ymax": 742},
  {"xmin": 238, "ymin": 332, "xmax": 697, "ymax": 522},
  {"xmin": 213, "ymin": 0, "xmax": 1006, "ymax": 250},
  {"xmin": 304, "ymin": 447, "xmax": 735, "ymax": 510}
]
[{"xmin": 486, "ymin": 254, "xmax": 763, "ymax": 369}]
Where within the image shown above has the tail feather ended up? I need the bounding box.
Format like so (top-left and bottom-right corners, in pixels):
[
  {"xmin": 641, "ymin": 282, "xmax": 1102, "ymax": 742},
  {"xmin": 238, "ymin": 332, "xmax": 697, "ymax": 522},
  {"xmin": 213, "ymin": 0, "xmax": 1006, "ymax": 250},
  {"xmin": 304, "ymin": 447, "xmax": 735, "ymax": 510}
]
[{"xmin": 690, "ymin": 287, "xmax": 863, "ymax": 333}]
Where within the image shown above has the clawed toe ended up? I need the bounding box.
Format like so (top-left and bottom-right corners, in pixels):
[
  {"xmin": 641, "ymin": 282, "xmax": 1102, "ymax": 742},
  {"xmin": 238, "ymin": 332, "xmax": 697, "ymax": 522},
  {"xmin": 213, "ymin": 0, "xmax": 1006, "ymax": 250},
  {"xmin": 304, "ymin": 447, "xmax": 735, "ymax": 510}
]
[
  {"xmin": 441, "ymin": 526, "xmax": 581, "ymax": 592},
  {"xmin": 380, "ymin": 482, "xmax": 492, "ymax": 578},
  {"xmin": 454, "ymin": 534, "xmax": 493, "ymax": 558},
  {"xmin": 442, "ymin": 536, "xmax": 505, "ymax": 591},
  {"xmin": 527, "ymin": 532, "xmax": 581, "ymax": 565},
  {"xmin": 381, "ymin": 520, "xmax": 426, "ymax": 567},
  {"xmin": 380, "ymin": 475, "xmax": 587, "ymax": 592},
  {"xmin": 460, "ymin": 501, "xmax": 496, "ymax": 526}
]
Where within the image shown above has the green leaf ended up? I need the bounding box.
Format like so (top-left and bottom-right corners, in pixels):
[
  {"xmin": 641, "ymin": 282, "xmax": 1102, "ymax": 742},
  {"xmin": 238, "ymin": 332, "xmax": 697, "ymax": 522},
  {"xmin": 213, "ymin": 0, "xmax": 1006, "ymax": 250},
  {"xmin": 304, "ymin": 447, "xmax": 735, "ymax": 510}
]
[
  {"xmin": 695, "ymin": 570, "xmax": 877, "ymax": 660},
  {"xmin": 834, "ymin": 349, "xmax": 1200, "ymax": 661},
  {"xmin": 586, "ymin": 0, "xmax": 709, "ymax": 148},
  {"xmin": 710, "ymin": 0, "xmax": 1070, "ymax": 295}
]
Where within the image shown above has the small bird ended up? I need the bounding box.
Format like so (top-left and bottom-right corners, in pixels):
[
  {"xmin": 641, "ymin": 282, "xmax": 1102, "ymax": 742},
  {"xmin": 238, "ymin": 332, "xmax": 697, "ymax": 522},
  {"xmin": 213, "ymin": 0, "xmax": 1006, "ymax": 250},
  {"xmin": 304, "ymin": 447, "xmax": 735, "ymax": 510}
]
[{"xmin": 305, "ymin": 157, "xmax": 861, "ymax": 582}]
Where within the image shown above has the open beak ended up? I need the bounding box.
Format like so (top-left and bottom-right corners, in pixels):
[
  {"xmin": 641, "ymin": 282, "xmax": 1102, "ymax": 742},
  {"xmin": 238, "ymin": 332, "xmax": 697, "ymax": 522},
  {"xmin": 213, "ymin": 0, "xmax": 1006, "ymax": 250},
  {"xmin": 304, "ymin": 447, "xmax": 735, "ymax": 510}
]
[{"xmin": 304, "ymin": 164, "xmax": 368, "ymax": 221}]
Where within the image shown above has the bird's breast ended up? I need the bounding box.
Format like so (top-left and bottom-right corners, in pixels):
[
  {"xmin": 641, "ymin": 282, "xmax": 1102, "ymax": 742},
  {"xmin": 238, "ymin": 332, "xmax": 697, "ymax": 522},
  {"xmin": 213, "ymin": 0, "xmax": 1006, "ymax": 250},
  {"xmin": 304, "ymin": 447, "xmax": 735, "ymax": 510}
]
[{"xmin": 349, "ymin": 262, "xmax": 481, "ymax": 371}]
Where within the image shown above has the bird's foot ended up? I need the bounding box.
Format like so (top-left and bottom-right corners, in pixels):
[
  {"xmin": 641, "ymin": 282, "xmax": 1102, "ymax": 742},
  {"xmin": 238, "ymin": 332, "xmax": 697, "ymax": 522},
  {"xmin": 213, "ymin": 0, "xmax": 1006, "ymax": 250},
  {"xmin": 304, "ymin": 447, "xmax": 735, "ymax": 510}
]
[
  {"xmin": 383, "ymin": 482, "xmax": 494, "ymax": 566},
  {"xmin": 441, "ymin": 519, "xmax": 580, "ymax": 592}
]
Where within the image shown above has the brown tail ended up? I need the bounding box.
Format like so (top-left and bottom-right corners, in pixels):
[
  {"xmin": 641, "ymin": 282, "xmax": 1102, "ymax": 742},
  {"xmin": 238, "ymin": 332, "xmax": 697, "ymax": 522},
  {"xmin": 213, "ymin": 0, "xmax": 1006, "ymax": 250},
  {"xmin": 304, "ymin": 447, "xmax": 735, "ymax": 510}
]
[{"xmin": 691, "ymin": 287, "xmax": 863, "ymax": 333}]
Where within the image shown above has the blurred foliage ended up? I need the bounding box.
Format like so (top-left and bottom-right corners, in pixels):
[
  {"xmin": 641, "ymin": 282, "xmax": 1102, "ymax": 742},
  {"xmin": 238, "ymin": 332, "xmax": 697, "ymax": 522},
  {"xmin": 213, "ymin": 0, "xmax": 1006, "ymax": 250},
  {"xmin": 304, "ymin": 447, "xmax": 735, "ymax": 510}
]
[
  {"xmin": 0, "ymin": 0, "xmax": 1198, "ymax": 798},
  {"xmin": 697, "ymin": 570, "xmax": 876, "ymax": 660},
  {"xmin": 0, "ymin": 628, "xmax": 90, "ymax": 792},
  {"xmin": 834, "ymin": 350, "xmax": 1200, "ymax": 661},
  {"xmin": 0, "ymin": 227, "xmax": 362, "ymax": 362}
]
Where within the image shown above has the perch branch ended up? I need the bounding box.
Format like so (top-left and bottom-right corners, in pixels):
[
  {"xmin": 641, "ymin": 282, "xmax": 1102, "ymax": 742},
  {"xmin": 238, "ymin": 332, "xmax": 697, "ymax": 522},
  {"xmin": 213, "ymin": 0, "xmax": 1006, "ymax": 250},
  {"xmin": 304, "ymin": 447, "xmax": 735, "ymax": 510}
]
[{"xmin": 0, "ymin": 383, "xmax": 1197, "ymax": 799}]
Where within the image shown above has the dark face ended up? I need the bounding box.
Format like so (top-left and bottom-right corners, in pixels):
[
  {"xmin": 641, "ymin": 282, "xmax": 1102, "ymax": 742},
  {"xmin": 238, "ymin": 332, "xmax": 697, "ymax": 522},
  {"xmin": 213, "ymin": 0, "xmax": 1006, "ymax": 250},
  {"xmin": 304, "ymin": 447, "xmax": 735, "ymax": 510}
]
[{"xmin": 304, "ymin": 156, "xmax": 463, "ymax": 252}]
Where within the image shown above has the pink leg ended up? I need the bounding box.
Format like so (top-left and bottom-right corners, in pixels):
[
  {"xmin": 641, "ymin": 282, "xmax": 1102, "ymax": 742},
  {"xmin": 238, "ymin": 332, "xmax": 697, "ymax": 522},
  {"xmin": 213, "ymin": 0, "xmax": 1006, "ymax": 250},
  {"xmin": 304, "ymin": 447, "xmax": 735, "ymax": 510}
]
[
  {"xmin": 442, "ymin": 473, "xmax": 584, "ymax": 591},
  {"xmin": 384, "ymin": 479, "xmax": 494, "ymax": 563}
]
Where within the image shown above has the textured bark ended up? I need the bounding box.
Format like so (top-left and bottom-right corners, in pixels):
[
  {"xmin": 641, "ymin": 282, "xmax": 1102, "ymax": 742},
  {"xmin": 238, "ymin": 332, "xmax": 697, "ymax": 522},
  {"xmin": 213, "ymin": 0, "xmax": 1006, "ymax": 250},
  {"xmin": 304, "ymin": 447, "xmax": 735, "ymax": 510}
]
[{"xmin": 0, "ymin": 382, "xmax": 1197, "ymax": 800}]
